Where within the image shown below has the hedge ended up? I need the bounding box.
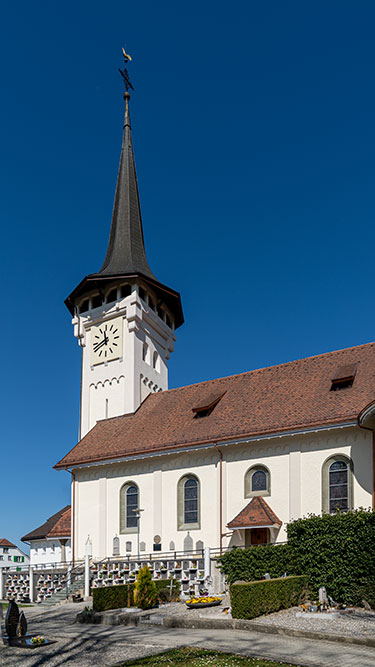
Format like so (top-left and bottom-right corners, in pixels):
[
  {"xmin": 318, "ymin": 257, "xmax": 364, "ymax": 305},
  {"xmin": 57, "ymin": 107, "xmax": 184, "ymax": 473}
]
[
  {"xmin": 219, "ymin": 509, "xmax": 375, "ymax": 607},
  {"xmin": 92, "ymin": 578, "xmax": 181, "ymax": 612},
  {"xmin": 230, "ymin": 576, "xmax": 308, "ymax": 619},
  {"xmin": 218, "ymin": 543, "xmax": 294, "ymax": 584},
  {"xmin": 287, "ymin": 509, "xmax": 375, "ymax": 607}
]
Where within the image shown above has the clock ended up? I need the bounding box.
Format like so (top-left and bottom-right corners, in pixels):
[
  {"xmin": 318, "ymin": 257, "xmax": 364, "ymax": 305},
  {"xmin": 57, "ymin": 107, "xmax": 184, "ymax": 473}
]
[{"xmin": 90, "ymin": 318, "xmax": 123, "ymax": 365}]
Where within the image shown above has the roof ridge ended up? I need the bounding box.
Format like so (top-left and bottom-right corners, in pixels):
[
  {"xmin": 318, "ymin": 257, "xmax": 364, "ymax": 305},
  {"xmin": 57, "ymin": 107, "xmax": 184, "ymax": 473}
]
[{"xmin": 158, "ymin": 340, "xmax": 375, "ymax": 395}]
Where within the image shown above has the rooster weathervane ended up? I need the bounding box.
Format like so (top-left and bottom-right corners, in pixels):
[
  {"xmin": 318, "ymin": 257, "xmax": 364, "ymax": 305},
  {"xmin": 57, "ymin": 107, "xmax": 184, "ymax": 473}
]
[{"xmin": 119, "ymin": 48, "xmax": 134, "ymax": 92}]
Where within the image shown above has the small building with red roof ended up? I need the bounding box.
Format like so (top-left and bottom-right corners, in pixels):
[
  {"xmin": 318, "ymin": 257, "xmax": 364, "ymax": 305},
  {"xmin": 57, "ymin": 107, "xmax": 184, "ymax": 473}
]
[
  {"xmin": 0, "ymin": 538, "xmax": 29, "ymax": 569},
  {"xmin": 21, "ymin": 507, "xmax": 71, "ymax": 566}
]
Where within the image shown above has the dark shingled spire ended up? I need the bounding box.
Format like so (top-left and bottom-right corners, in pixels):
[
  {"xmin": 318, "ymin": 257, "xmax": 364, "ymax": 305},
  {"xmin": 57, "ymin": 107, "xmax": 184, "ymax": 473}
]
[
  {"xmin": 99, "ymin": 92, "xmax": 156, "ymax": 279},
  {"xmin": 64, "ymin": 60, "xmax": 183, "ymax": 328}
]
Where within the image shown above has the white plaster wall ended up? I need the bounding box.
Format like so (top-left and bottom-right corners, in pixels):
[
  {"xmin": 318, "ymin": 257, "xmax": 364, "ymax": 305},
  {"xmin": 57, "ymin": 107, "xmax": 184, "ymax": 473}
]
[
  {"xmin": 28, "ymin": 540, "xmax": 72, "ymax": 566},
  {"xmin": 72, "ymin": 426, "xmax": 373, "ymax": 560},
  {"xmin": 0, "ymin": 546, "xmax": 29, "ymax": 568}
]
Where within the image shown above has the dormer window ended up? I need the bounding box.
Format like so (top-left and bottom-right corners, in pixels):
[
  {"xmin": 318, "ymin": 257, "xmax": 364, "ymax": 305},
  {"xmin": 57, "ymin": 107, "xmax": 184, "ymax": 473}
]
[
  {"xmin": 106, "ymin": 288, "xmax": 118, "ymax": 303},
  {"xmin": 330, "ymin": 363, "xmax": 358, "ymax": 391},
  {"xmin": 192, "ymin": 391, "xmax": 226, "ymax": 418}
]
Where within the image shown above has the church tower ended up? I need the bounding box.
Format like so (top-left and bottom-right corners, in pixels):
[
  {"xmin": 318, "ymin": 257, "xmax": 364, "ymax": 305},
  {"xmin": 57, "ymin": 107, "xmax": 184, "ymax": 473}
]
[{"xmin": 65, "ymin": 53, "xmax": 183, "ymax": 438}]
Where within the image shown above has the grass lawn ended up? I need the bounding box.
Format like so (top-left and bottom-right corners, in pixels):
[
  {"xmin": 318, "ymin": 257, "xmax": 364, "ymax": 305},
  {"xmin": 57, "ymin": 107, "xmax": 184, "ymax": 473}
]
[
  {"xmin": 1, "ymin": 603, "xmax": 33, "ymax": 610},
  {"xmin": 119, "ymin": 647, "xmax": 303, "ymax": 666}
]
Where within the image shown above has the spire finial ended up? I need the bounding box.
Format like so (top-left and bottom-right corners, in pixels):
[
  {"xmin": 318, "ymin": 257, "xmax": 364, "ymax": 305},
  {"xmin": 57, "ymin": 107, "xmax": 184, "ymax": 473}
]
[{"xmin": 119, "ymin": 47, "xmax": 134, "ymax": 93}]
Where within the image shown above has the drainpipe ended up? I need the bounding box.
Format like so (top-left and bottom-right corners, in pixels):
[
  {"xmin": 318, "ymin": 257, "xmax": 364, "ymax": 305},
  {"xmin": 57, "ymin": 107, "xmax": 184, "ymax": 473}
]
[
  {"xmin": 357, "ymin": 420, "xmax": 375, "ymax": 510},
  {"xmin": 214, "ymin": 444, "xmax": 223, "ymax": 554},
  {"xmin": 67, "ymin": 469, "xmax": 75, "ymax": 566}
]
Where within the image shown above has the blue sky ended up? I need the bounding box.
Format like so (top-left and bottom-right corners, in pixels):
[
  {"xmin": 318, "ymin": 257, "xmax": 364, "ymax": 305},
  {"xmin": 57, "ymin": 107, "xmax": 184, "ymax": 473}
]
[{"xmin": 2, "ymin": 1, "xmax": 375, "ymax": 549}]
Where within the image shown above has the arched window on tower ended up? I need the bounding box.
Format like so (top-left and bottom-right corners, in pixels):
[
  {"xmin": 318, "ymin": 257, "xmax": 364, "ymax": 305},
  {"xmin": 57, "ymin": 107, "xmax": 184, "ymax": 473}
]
[
  {"xmin": 121, "ymin": 284, "xmax": 131, "ymax": 298},
  {"xmin": 244, "ymin": 465, "xmax": 270, "ymax": 497},
  {"xmin": 143, "ymin": 343, "xmax": 148, "ymax": 363},
  {"xmin": 120, "ymin": 482, "xmax": 139, "ymax": 534},
  {"xmin": 177, "ymin": 475, "xmax": 200, "ymax": 530},
  {"xmin": 106, "ymin": 287, "xmax": 118, "ymax": 303},
  {"xmin": 153, "ymin": 351, "xmax": 159, "ymax": 370}
]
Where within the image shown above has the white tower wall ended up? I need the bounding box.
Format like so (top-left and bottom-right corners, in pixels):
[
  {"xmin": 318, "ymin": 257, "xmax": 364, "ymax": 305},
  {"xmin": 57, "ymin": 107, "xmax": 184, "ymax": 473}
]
[{"xmin": 72, "ymin": 283, "xmax": 176, "ymax": 438}]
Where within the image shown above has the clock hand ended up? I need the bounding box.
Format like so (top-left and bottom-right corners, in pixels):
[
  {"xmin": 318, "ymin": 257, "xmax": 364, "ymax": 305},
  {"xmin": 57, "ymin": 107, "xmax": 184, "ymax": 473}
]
[{"xmin": 93, "ymin": 339, "xmax": 107, "ymax": 352}]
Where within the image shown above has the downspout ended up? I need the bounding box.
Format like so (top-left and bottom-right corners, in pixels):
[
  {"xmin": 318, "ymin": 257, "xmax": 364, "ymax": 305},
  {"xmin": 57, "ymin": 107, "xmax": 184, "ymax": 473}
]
[
  {"xmin": 67, "ymin": 469, "xmax": 75, "ymax": 566},
  {"xmin": 357, "ymin": 420, "xmax": 375, "ymax": 510},
  {"xmin": 214, "ymin": 444, "xmax": 223, "ymax": 554}
]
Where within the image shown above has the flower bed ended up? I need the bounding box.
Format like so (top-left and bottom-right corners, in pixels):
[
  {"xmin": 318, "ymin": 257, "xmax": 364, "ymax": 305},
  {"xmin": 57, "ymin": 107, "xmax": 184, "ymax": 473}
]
[{"xmin": 186, "ymin": 596, "xmax": 222, "ymax": 609}]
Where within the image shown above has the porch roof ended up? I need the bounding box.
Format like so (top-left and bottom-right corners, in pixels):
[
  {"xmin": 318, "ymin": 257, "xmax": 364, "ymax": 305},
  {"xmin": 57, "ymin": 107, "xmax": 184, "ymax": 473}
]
[{"xmin": 227, "ymin": 496, "xmax": 282, "ymax": 529}]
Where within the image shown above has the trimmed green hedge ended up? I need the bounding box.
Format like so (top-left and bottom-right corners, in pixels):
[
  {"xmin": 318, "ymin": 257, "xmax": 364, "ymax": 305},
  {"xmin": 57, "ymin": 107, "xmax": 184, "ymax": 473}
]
[
  {"xmin": 218, "ymin": 543, "xmax": 294, "ymax": 584},
  {"xmin": 219, "ymin": 510, "xmax": 375, "ymax": 607},
  {"xmin": 93, "ymin": 583, "xmax": 135, "ymax": 612},
  {"xmin": 287, "ymin": 510, "xmax": 375, "ymax": 607},
  {"xmin": 230, "ymin": 576, "xmax": 308, "ymax": 619},
  {"xmin": 92, "ymin": 578, "xmax": 181, "ymax": 612}
]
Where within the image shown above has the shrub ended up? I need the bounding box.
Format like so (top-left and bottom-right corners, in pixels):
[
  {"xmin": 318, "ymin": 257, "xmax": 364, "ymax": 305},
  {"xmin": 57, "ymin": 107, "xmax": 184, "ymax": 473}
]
[
  {"xmin": 287, "ymin": 509, "xmax": 375, "ymax": 606},
  {"xmin": 134, "ymin": 565, "xmax": 157, "ymax": 610},
  {"xmin": 93, "ymin": 584, "xmax": 134, "ymax": 612},
  {"xmin": 230, "ymin": 575, "xmax": 308, "ymax": 619},
  {"xmin": 218, "ymin": 543, "xmax": 294, "ymax": 584}
]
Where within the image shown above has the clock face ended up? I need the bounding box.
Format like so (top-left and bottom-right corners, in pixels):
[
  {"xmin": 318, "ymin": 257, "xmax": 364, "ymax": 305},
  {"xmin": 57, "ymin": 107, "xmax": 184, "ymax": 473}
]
[{"xmin": 90, "ymin": 318, "xmax": 123, "ymax": 365}]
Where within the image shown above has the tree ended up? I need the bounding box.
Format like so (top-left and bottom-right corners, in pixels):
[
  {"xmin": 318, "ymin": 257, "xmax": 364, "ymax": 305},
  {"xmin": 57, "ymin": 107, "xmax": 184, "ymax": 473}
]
[{"xmin": 134, "ymin": 565, "xmax": 157, "ymax": 610}]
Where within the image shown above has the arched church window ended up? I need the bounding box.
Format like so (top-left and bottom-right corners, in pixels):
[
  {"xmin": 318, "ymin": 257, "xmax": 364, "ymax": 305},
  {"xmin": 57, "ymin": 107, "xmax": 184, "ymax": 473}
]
[
  {"xmin": 106, "ymin": 288, "xmax": 118, "ymax": 303},
  {"xmin": 139, "ymin": 286, "xmax": 146, "ymax": 301},
  {"xmin": 166, "ymin": 314, "xmax": 172, "ymax": 329},
  {"xmin": 322, "ymin": 455, "xmax": 353, "ymax": 513},
  {"xmin": 120, "ymin": 482, "xmax": 139, "ymax": 534},
  {"xmin": 148, "ymin": 296, "xmax": 156, "ymax": 311},
  {"xmin": 177, "ymin": 475, "xmax": 200, "ymax": 530},
  {"xmin": 121, "ymin": 284, "xmax": 131, "ymax": 298},
  {"xmin": 143, "ymin": 343, "xmax": 148, "ymax": 362},
  {"xmin": 244, "ymin": 465, "xmax": 270, "ymax": 498},
  {"xmin": 153, "ymin": 351, "xmax": 158, "ymax": 370}
]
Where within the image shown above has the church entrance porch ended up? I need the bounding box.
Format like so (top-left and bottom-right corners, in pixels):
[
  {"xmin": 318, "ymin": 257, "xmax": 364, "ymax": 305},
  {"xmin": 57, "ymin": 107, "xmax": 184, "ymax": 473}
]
[
  {"xmin": 227, "ymin": 496, "xmax": 282, "ymax": 548},
  {"xmin": 244, "ymin": 527, "xmax": 269, "ymax": 547}
]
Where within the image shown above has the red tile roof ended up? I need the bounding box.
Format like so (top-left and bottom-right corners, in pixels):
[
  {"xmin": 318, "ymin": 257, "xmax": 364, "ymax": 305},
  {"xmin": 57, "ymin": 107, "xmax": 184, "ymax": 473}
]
[
  {"xmin": 55, "ymin": 342, "xmax": 375, "ymax": 469},
  {"xmin": 227, "ymin": 496, "xmax": 282, "ymax": 529},
  {"xmin": 0, "ymin": 538, "xmax": 16, "ymax": 548},
  {"xmin": 227, "ymin": 496, "xmax": 282, "ymax": 528},
  {"xmin": 21, "ymin": 506, "xmax": 71, "ymax": 542},
  {"xmin": 47, "ymin": 508, "xmax": 71, "ymax": 538}
]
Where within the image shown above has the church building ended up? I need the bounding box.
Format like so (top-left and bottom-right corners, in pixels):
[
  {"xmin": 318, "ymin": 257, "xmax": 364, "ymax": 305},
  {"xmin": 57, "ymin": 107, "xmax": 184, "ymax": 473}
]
[{"xmin": 55, "ymin": 56, "xmax": 375, "ymax": 562}]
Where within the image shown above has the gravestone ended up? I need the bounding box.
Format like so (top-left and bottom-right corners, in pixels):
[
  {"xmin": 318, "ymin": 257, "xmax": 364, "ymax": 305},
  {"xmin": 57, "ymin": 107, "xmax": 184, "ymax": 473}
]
[
  {"xmin": 113, "ymin": 536, "xmax": 120, "ymax": 556},
  {"xmin": 17, "ymin": 611, "xmax": 27, "ymax": 637},
  {"xmin": 126, "ymin": 541, "xmax": 132, "ymax": 552},
  {"xmin": 169, "ymin": 541, "xmax": 175, "ymax": 551},
  {"xmin": 183, "ymin": 532, "xmax": 193, "ymax": 552},
  {"xmin": 196, "ymin": 540, "xmax": 204, "ymax": 551},
  {"xmin": 140, "ymin": 541, "xmax": 146, "ymax": 552},
  {"xmin": 319, "ymin": 586, "xmax": 327, "ymax": 605},
  {"xmin": 5, "ymin": 600, "xmax": 19, "ymax": 639}
]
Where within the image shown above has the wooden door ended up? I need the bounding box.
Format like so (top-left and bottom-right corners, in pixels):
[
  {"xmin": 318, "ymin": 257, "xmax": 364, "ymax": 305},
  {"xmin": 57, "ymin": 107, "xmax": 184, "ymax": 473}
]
[{"xmin": 250, "ymin": 528, "xmax": 268, "ymax": 546}]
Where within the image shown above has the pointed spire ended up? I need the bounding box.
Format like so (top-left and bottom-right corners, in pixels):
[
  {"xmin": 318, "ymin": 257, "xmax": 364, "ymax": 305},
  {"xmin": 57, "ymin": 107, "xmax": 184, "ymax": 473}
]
[{"xmin": 99, "ymin": 90, "xmax": 156, "ymax": 279}]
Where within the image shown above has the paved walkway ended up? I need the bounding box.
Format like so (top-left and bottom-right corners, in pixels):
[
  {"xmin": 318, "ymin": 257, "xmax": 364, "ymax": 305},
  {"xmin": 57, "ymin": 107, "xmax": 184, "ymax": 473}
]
[{"xmin": 1, "ymin": 602, "xmax": 375, "ymax": 666}]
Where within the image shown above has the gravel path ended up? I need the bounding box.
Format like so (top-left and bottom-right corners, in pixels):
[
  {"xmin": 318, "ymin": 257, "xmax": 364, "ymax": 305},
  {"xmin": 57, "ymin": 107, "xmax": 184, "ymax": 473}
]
[
  {"xmin": 1, "ymin": 601, "xmax": 375, "ymax": 667},
  {"xmin": 252, "ymin": 606, "xmax": 375, "ymax": 638},
  {"xmin": 143, "ymin": 597, "xmax": 375, "ymax": 640}
]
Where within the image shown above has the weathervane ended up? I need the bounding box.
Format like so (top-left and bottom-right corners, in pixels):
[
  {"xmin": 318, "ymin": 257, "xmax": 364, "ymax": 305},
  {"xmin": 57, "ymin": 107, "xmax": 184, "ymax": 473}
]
[{"xmin": 119, "ymin": 47, "xmax": 134, "ymax": 92}]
